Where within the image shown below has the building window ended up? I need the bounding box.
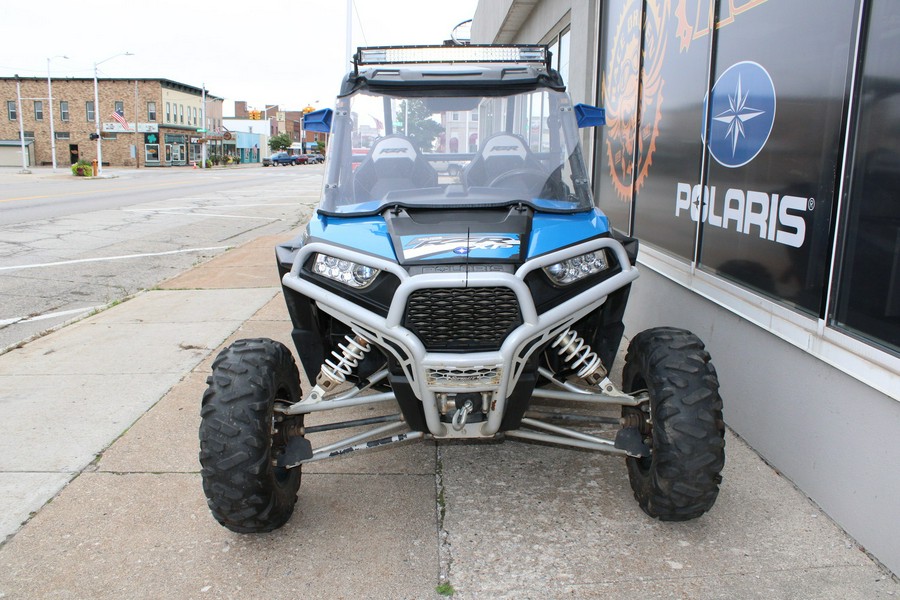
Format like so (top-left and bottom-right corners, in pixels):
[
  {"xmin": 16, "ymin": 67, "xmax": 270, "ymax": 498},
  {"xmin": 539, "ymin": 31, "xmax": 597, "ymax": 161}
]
[
  {"xmin": 55, "ymin": 131, "xmax": 70, "ymax": 140},
  {"xmin": 6, "ymin": 101, "xmax": 15, "ymax": 121},
  {"xmin": 833, "ymin": 0, "xmax": 900, "ymax": 354},
  {"xmin": 145, "ymin": 144, "xmax": 160, "ymax": 163},
  {"xmin": 166, "ymin": 102, "xmax": 171, "ymax": 122},
  {"xmin": 471, "ymin": 111, "xmax": 479, "ymax": 121},
  {"xmin": 179, "ymin": 105, "xmax": 184, "ymax": 124},
  {"xmin": 86, "ymin": 101, "xmax": 94, "ymax": 122},
  {"xmin": 114, "ymin": 101, "xmax": 124, "ymax": 116},
  {"xmin": 148, "ymin": 102, "xmax": 156, "ymax": 122},
  {"xmin": 23, "ymin": 131, "xmax": 34, "ymax": 139},
  {"xmin": 60, "ymin": 101, "xmax": 69, "ymax": 121},
  {"xmin": 34, "ymin": 101, "xmax": 43, "ymax": 121},
  {"xmin": 193, "ymin": 107, "xmax": 198, "ymax": 125},
  {"xmin": 558, "ymin": 27, "xmax": 570, "ymax": 87},
  {"xmin": 452, "ymin": 112, "xmax": 460, "ymax": 121}
]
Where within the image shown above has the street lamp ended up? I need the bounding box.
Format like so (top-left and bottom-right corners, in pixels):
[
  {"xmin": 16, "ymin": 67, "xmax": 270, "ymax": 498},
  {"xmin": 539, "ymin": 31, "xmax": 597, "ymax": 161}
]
[
  {"xmin": 47, "ymin": 55, "xmax": 68, "ymax": 172},
  {"xmin": 93, "ymin": 52, "xmax": 133, "ymax": 177}
]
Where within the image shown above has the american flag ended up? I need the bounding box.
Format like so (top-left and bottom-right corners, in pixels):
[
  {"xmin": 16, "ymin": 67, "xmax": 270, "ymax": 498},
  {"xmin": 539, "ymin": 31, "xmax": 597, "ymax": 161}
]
[{"xmin": 111, "ymin": 110, "xmax": 130, "ymax": 130}]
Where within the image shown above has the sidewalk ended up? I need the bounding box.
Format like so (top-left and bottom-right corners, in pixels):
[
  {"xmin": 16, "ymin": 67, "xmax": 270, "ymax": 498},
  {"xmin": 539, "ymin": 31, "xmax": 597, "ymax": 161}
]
[{"xmin": 0, "ymin": 234, "xmax": 897, "ymax": 599}]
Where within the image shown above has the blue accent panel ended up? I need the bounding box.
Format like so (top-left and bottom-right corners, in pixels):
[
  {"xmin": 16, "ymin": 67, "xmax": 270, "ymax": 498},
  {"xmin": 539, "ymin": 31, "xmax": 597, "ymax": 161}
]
[
  {"xmin": 575, "ymin": 103, "xmax": 606, "ymax": 128},
  {"xmin": 307, "ymin": 213, "xmax": 397, "ymax": 260},
  {"xmin": 528, "ymin": 209, "xmax": 610, "ymax": 258},
  {"xmin": 303, "ymin": 108, "xmax": 333, "ymax": 133}
]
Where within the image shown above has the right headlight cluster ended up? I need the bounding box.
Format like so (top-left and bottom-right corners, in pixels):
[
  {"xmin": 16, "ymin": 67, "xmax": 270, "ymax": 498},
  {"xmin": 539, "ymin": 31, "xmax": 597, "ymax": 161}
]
[
  {"xmin": 542, "ymin": 249, "xmax": 609, "ymax": 285},
  {"xmin": 312, "ymin": 253, "xmax": 380, "ymax": 289}
]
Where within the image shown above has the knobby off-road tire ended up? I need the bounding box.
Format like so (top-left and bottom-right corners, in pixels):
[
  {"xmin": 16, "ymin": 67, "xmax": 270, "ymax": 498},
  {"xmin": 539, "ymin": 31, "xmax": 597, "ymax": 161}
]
[
  {"xmin": 622, "ymin": 327, "xmax": 725, "ymax": 521},
  {"xmin": 199, "ymin": 338, "xmax": 304, "ymax": 533}
]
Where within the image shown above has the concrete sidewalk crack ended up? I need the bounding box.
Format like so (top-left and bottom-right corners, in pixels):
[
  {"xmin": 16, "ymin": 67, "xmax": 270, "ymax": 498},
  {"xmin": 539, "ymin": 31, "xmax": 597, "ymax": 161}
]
[{"xmin": 435, "ymin": 444, "xmax": 454, "ymax": 592}]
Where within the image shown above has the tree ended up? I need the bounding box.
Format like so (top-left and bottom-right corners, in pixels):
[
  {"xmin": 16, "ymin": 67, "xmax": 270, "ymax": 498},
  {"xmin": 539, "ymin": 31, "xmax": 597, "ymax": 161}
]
[
  {"xmin": 269, "ymin": 133, "xmax": 292, "ymax": 152},
  {"xmin": 395, "ymin": 100, "xmax": 443, "ymax": 152}
]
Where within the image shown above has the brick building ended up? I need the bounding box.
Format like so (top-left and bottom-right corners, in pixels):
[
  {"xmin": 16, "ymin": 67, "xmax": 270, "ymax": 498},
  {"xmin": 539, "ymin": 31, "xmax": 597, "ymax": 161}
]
[{"xmin": 1, "ymin": 77, "xmax": 224, "ymax": 168}]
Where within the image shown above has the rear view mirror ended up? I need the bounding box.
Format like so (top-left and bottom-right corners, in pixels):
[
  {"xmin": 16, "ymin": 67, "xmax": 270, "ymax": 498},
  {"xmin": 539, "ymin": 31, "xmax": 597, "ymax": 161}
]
[
  {"xmin": 304, "ymin": 108, "xmax": 333, "ymax": 133},
  {"xmin": 574, "ymin": 104, "xmax": 606, "ymax": 128}
]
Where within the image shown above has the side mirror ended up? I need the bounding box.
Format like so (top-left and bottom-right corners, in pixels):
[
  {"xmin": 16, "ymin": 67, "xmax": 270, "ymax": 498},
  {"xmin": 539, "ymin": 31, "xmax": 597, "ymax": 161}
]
[
  {"xmin": 574, "ymin": 104, "xmax": 606, "ymax": 128},
  {"xmin": 304, "ymin": 108, "xmax": 333, "ymax": 133}
]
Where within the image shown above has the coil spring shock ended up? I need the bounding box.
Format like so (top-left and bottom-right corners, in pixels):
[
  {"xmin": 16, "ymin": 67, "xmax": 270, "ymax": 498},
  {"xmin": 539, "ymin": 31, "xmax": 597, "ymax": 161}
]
[
  {"xmin": 551, "ymin": 328, "xmax": 607, "ymax": 386},
  {"xmin": 316, "ymin": 333, "xmax": 372, "ymax": 391}
]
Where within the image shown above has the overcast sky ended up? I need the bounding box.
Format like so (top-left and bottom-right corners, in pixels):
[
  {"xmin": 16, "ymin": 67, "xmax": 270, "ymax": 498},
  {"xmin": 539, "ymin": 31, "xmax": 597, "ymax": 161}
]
[{"xmin": 1, "ymin": 0, "xmax": 478, "ymax": 114}]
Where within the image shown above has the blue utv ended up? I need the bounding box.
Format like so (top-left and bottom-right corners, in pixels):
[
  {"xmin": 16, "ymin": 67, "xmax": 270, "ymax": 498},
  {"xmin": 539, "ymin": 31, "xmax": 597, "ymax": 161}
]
[{"xmin": 199, "ymin": 45, "xmax": 725, "ymax": 533}]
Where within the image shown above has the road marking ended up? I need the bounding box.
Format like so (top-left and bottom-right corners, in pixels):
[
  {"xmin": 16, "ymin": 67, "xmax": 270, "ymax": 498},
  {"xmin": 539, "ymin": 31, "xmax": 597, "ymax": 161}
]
[
  {"xmin": 125, "ymin": 203, "xmax": 297, "ymax": 209},
  {"xmin": 123, "ymin": 209, "xmax": 281, "ymax": 221},
  {"xmin": 0, "ymin": 246, "xmax": 232, "ymax": 272},
  {"xmin": 0, "ymin": 305, "xmax": 106, "ymax": 327}
]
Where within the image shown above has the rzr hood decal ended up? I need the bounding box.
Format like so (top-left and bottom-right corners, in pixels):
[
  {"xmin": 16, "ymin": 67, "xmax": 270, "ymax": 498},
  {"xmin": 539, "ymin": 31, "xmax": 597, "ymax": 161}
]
[
  {"xmin": 401, "ymin": 234, "xmax": 520, "ymax": 261},
  {"xmin": 385, "ymin": 207, "xmax": 530, "ymax": 265}
]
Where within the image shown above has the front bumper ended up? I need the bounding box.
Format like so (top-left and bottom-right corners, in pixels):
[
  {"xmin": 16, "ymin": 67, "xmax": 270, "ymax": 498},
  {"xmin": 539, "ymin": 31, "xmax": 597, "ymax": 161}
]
[{"xmin": 281, "ymin": 236, "xmax": 639, "ymax": 438}]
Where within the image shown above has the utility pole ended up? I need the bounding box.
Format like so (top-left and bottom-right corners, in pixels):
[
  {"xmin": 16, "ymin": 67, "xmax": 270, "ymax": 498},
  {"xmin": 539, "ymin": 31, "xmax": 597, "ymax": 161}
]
[
  {"xmin": 201, "ymin": 84, "xmax": 207, "ymax": 169},
  {"xmin": 47, "ymin": 56, "xmax": 68, "ymax": 171},
  {"xmin": 15, "ymin": 76, "xmax": 30, "ymax": 174}
]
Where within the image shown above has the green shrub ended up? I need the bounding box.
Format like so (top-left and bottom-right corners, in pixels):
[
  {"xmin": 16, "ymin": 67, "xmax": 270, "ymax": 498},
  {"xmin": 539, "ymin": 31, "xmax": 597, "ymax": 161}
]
[{"xmin": 71, "ymin": 160, "xmax": 93, "ymax": 177}]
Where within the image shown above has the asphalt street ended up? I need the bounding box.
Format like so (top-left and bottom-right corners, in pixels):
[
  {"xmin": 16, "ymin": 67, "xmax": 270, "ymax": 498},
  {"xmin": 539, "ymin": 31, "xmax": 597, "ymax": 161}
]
[{"xmin": 0, "ymin": 165, "xmax": 318, "ymax": 351}]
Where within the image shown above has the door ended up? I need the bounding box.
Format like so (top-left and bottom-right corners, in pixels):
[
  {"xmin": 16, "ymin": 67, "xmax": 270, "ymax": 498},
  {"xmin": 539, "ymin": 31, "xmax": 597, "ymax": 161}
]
[{"xmin": 69, "ymin": 144, "xmax": 79, "ymax": 165}]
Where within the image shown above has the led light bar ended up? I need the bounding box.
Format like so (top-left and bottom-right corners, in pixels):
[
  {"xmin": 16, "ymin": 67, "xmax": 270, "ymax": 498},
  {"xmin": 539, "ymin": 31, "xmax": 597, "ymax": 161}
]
[{"xmin": 356, "ymin": 45, "xmax": 548, "ymax": 67}]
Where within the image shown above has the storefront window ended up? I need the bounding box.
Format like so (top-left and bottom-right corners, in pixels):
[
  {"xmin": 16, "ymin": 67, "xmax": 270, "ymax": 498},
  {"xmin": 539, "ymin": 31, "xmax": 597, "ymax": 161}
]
[
  {"xmin": 593, "ymin": 0, "xmax": 640, "ymax": 233},
  {"xmin": 629, "ymin": 0, "xmax": 710, "ymax": 262},
  {"xmin": 697, "ymin": 0, "xmax": 856, "ymax": 316},
  {"xmin": 145, "ymin": 144, "xmax": 159, "ymax": 163},
  {"xmin": 834, "ymin": 0, "xmax": 900, "ymax": 353}
]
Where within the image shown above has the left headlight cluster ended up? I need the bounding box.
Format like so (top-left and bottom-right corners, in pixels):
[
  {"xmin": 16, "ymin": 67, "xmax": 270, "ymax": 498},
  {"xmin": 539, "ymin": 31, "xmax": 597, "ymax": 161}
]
[
  {"xmin": 312, "ymin": 253, "xmax": 380, "ymax": 289},
  {"xmin": 543, "ymin": 249, "xmax": 609, "ymax": 285}
]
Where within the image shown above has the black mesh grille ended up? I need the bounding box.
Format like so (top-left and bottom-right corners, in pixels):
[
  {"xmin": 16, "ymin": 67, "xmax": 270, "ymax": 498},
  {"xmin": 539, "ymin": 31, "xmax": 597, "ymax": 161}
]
[{"xmin": 403, "ymin": 287, "xmax": 522, "ymax": 351}]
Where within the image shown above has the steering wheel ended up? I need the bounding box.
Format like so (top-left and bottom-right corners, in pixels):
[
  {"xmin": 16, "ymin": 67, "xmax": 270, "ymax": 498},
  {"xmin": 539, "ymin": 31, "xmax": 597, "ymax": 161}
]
[{"xmin": 489, "ymin": 169, "xmax": 548, "ymax": 194}]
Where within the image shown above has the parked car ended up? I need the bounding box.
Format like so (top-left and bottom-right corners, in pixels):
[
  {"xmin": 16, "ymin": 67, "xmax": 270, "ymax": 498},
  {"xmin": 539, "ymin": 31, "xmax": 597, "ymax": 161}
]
[
  {"xmin": 307, "ymin": 153, "xmax": 325, "ymax": 164},
  {"xmin": 263, "ymin": 152, "xmax": 298, "ymax": 166}
]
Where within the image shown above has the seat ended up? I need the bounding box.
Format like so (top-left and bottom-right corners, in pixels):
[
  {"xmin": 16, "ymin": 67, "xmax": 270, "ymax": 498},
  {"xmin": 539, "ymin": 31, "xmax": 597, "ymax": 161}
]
[
  {"xmin": 353, "ymin": 135, "xmax": 438, "ymax": 202},
  {"xmin": 462, "ymin": 133, "xmax": 548, "ymax": 191}
]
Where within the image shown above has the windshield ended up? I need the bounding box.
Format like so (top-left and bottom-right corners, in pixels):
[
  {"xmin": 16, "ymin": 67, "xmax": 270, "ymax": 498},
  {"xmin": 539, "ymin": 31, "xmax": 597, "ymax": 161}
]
[{"xmin": 318, "ymin": 88, "xmax": 595, "ymax": 215}]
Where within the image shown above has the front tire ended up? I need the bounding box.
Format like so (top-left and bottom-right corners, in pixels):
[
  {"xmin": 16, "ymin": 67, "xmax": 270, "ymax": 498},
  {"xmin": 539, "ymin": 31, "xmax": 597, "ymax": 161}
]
[
  {"xmin": 621, "ymin": 327, "xmax": 725, "ymax": 521},
  {"xmin": 199, "ymin": 338, "xmax": 304, "ymax": 533}
]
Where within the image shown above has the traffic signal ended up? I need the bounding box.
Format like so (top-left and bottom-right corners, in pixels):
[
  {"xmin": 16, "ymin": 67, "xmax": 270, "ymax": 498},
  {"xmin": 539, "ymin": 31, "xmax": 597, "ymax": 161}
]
[
  {"xmin": 249, "ymin": 110, "xmax": 261, "ymax": 120},
  {"xmin": 89, "ymin": 133, "xmax": 99, "ymax": 140}
]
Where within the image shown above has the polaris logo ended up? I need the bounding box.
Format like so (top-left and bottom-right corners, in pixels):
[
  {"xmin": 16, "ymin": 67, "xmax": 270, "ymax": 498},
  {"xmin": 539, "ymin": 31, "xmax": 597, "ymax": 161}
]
[
  {"xmin": 675, "ymin": 183, "xmax": 811, "ymax": 248},
  {"xmin": 704, "ymin": 61, "xmax": 776, "ymax": 168}
]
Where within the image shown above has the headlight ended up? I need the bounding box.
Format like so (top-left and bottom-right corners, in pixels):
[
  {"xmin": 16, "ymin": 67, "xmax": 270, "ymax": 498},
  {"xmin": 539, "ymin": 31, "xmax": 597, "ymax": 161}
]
[
  {"xmin": 543, "ymin": 250, "xmax": 609, "ymax": 285},
  {"xmin": 313, "ymin": 253, "xmax": 380, "ymax": 288}
]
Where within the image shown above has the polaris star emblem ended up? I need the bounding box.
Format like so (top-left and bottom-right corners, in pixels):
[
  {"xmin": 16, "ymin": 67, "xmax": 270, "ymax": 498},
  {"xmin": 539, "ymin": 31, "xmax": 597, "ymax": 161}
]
[
  {"xmin": 401, "ymin": 234, "xmax": 520, "ymax": 260},
  {"xmin": 703, "ymin": 61, "xmax": 776, "ymax": 168}
]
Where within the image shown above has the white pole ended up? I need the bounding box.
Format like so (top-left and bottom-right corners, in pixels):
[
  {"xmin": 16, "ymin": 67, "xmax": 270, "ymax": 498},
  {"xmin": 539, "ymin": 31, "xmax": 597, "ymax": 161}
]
[
  {"xmin": 93, "ymin": 52, "xmax": 133, "ymax": 177},
  {"xmin": 346, "ymin": 0, "xmax": 353, "ymax": 67},
  {"xmin": 93, "ymin": 62, "xmax": 102, "ymax": 177},
  {"xmin": 47, "ymin": 57, "xmax": 61, "ymax": 171},
  {"xmin": 134, "ymin": 79, "xmax": 140, "ymax": 168},
  {"xmin": 201, "ymin": 84, "xmax": 207, "ymax": 169},
  {"xmin": 15, "ymin": 76, "xmax": 30, "ymax": 174}
]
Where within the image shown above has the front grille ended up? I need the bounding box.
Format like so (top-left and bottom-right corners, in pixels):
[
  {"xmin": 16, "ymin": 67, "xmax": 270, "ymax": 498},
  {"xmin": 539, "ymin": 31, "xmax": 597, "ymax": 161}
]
[
  {"xmin": 403, "ymin": 287, "xmax": 522, "ymax": 351},
  {"xmin": 426, "ymin": 365, "xmax": 503, "ymax": 387}
]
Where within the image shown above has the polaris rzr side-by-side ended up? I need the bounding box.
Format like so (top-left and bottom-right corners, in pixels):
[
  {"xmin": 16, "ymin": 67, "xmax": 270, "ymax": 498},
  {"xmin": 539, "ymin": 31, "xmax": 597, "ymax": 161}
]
[{"xmin": 199, "ymin": 45, "xmax": 725, "ymax": 533}]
